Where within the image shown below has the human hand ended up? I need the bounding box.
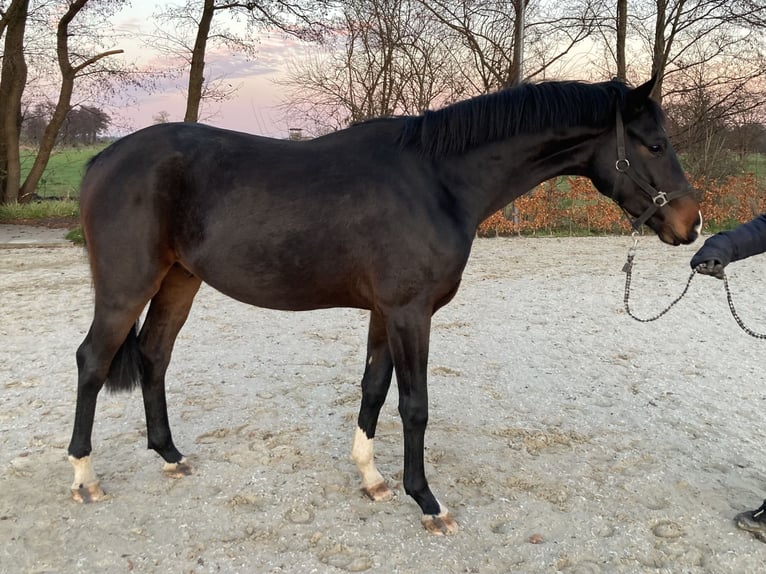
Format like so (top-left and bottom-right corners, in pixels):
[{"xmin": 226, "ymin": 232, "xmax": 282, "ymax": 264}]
[
  {"xmin": 690, "ymin": 234, "xmax": 732, "ymax": 279},
  {"xmin": 693, "ymin": 260, "xmax": 726, "ymax": 279}
]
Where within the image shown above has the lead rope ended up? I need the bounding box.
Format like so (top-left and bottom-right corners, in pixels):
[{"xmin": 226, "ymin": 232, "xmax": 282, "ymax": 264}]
[
  {"xmin": 622, "ymin": 239, "xmax": 696, "ymax": 322},
  {"xmin": 722, "ymin": 273, "xmax": 766, "ymax": 339},
  {"xmin": 622, "ymin": 234, "xmax": 766, "ymax": 338}
]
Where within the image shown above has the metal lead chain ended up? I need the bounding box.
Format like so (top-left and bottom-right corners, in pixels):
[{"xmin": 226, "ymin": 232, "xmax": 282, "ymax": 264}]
[
  {"xmin": 623, "ymin": 254, "xmax": 696, "ymax": 322},
  {"xmin": 722, "ymin": 273, "xmax": 766, "ymax": 339},
  {"xmin": 623, "ymin": 249, "xmax": 766, "ymax": 338}
]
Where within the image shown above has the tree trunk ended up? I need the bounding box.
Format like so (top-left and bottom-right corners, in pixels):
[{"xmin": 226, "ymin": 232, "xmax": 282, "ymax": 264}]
[
  {"xmin": 651, "ymin": 0, "xmax": 667, "ymax": 102},
  {"xmin": 184, "ymin": 0, "xmax": 216, "ymax": 123},
  {"xmin": 616, "ymin": 0, "xmax": 627, "ymax": 80},
  {"xmin": 511, "ymin": 0, "xmax": 526, "ymax": 85},
  {"xmin": 0, "ymin": 0, "xmax": 29, "ymax": 204}
]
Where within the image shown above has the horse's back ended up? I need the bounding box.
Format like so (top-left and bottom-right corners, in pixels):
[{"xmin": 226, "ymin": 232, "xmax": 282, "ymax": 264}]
[{"xmin": 81, "ymin": 121, "xmax": 406, "ymax": 207}]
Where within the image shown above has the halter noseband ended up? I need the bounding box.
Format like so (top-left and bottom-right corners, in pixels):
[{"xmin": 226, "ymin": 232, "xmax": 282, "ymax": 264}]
[{"xmin": 613, "ymin": 108, "xmax": 693, "ymax": 230}]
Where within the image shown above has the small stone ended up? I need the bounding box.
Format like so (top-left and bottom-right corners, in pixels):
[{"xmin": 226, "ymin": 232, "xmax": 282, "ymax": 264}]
[
  {"xmin": 652, "ymin": 520, "xmax": 684, "ymax": 538},
  {"xmin": 528, "ymin": 533, "xmax": 544, "ymax": 544}
]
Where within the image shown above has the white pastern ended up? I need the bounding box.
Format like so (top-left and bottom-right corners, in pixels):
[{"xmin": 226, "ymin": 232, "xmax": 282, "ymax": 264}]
[
  {"xmin": 163, "ymin": 456, "xmax": 187, "ymax": 472},
  {"xmin": 421, "ymin": 501, "xmax": 459, "ymax": 535},
  {"xmin": 351, "ymin": 427, "xmax": 385, "ymax": 489},
  {"xmin": 69, "ymin": 454, "xmax": 98, "ymax": 489}
]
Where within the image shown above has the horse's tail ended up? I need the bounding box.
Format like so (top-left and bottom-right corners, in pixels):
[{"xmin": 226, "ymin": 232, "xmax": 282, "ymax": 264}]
[{"xmin": 105, "ymin": 321, "xmax": 144, "ymax": 393}]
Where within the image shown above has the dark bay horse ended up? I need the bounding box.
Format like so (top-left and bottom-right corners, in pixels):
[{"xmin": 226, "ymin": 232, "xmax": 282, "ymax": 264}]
[{"xmin": 68, "ymin": 76, "xmax": 701, "ymax": 534}]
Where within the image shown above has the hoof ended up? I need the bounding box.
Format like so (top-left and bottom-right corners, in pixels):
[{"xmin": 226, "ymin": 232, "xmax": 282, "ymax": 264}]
[
  {"xmin": 422, "ymin": 511, "xmax": 459, "ymax": 536},
  {"xmin": 735, "ymin": 509, "xmax": 766, "ymax": 542},
  {"xmin": 362, "ymin": 481, "xmax": 394, "ymax": 502},
  {"xmin": 163, "ymin": 457, "xmax": 193, "ymax": 479},
  {"xmin": 71, "ymin": 481, "xmax": 105, "ymax": 503}
]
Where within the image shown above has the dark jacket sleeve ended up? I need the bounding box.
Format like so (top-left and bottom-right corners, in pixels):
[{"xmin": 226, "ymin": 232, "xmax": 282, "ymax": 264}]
[{"xmin": 691, "ymin": 213, "xmax": 766, "ymax": 269}]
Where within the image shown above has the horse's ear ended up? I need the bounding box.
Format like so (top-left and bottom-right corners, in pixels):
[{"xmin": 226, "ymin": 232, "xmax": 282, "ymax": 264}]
[{"xmin": 624, "ymin": 74, "xmax": 658, "ymax": 118}]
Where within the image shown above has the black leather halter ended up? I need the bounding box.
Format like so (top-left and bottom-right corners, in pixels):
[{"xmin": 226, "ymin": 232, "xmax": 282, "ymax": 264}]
[{"xmin": 613, "ymin": 108, "xmax": 694, "ymax": 230}]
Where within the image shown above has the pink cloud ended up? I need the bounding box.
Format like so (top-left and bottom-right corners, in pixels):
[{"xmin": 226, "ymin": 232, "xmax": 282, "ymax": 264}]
[{"xmin": 105, "ymin": 1, "xmax": 316, "ymax": 138}]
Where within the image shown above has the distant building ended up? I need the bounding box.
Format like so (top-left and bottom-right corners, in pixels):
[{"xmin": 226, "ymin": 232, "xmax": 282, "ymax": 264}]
[{"xmin": 288, "ymin": 127, "xmax": 310, "ymax": 141}]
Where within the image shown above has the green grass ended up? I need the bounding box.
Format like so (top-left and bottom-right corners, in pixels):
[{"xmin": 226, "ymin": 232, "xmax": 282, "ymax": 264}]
[
  {"xmin": 0, "ymin": 145, "xmax": 103, "ymax": 229},
  {"xmin": 20, "ymin": 144, "xmax": 106, "ymax": 199},
  {"xmin": 743, "ymin": 153, "xmax": 766, "ymax": 178},
  {"xmin": 0, "ymin": 198, "xmax": 79, "ymax": 221},
  {"xmin": 65, "ymin": 226, "xmax": 84, "ymax": 244}
]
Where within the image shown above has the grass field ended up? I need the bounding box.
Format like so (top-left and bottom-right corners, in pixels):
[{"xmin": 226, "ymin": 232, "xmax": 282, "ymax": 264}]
[
  {"xmin": 0, "ymin": 146, "xmax": 104, "ymax": 225},
  {"xmin": 745, "ymin": 153, "xmax": 766, "ymax": 179},
  {"xmin": 20, "ymin": 144, "xmax": 106, "ymax": 199}
]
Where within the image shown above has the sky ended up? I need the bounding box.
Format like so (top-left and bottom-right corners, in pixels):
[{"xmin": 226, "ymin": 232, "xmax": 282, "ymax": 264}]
[{"xmin": 108, "ymin": 1, "xmax": 307, "ymax": 138}]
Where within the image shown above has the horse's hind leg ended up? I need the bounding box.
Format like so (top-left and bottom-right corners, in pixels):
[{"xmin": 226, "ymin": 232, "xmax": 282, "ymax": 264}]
[
  {"xmin": 351, "ymin": 311, "xmax": 395, "ymax": 501},
  {"xmin": 69, "ymin": 298, "xmax": 153, "ymax": 502},
  {"xmin": 137, "ymin": 264, "xmax": 201, "ymax": 476}
]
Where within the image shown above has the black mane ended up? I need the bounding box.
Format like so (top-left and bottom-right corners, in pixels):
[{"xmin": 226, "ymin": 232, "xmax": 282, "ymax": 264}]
[{"xmin": 399, "ymin": 80, "xmax": 636, "ymax": 157}]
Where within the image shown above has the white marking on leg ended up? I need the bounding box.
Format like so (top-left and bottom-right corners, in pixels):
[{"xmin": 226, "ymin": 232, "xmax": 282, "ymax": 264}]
[
  {"xmin": 421, "ymin": 500, "xmax": 459, "ymax": 535},
  {"xmin": 69, "ymin": 455, "xmax": 98, "ymax": 490},
  {"xmin": 163, "ymin": 456, "xmax": 192, "ymax": 478},
  {"xmin": 68, "ymin": 454, "xmax": 105, "ymax": 502},
  {"xmin": 163, "ymin": 456, "xmax": 188, "ymax": 473},
  {"xmin": 351, "ymin": 427, "xmax": 385, "ymax": 490},
  {"xmin": 420, "ymin": 499, "xmax": 450, "ymax": 521}
]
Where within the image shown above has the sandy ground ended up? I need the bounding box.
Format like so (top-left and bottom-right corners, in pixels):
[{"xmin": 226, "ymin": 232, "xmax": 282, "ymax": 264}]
[{"xmin": 2, "ymin": 235, "xmax": 766, "ymax": 573}]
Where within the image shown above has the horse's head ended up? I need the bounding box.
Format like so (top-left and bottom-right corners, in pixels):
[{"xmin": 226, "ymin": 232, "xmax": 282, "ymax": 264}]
[{"xmin": 590, "ymin": 77, "xmax": 701, "ymax": 245}]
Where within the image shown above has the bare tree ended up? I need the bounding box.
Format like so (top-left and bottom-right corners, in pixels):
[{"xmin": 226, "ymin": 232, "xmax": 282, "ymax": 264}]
[
  {"xmin": 0, "ymin": 0, "xmax": 29, "ymax": 204},
  {"xmin": 185, "ymin": 0, "xmax": 216, "ymax": 122},
  {"xmin": 153, "ymin": 110, "xmax": 172, "ymax": 124},
  {"xmin": 418, "ymin": 0, "xmax": 518, "ymax": 92},
  {"xmin": 154, "ymin": 0, "xmax": 332, "ymax": 124},
  {"xmin": 664, "ymin": 48, "xmax": 766, "ymax": 177},
  {"xmin": 420, "ymin": 0, "xmax": 600, "ymax": 93},
  {"xmin": 279, "ymin": 0, "xmax": 462, "ymax": 133},
  {"xmin": 624, "ymin": 0, "xmax": 766, "ymax": 102},
  {"xmin": 17, "ymin": 0, "xmax": 123, "ymax": 202},
  {"xmin": 615, "ymin": 0, "xmax": 627, "ymax": 79},
  {"xmin": 585, "ymin": 0, "xmax": 765, "ymax": 180},
  {"xmin": 0, "ymin": 1, "xmax": 147, "ymax": 204}
]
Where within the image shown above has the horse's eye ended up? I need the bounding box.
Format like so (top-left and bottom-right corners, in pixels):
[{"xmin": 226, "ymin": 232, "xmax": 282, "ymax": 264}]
[{"xmin": 648, "ymin": 144, "xmax": 663, "ymax": 154}]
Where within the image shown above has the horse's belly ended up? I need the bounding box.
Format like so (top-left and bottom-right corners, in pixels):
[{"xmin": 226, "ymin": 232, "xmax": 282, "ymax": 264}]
[{"xmin": 190, "ymin": 259, "xmax": 371, "ymax": 312}]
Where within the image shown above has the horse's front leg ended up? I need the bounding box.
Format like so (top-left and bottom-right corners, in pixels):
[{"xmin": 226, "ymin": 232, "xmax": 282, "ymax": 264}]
[
  {"xmin": 352, "ymin": 311, "xmax": 394, "ymax": 501},
  {"xmin": 386, "ymin": 307, "xmax": 458, "ymax": 535}
]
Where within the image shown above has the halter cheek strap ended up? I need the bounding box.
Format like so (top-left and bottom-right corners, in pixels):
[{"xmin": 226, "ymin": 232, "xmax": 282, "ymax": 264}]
[{"xmin": 613, "ymin": 108, "xmax": 694, "ymax": 230}]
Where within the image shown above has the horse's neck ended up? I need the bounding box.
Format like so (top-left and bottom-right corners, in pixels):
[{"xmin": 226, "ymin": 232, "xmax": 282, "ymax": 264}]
[{"xmin": 445, "ymin": 129, "xmax": 603, "ymax": 225}]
